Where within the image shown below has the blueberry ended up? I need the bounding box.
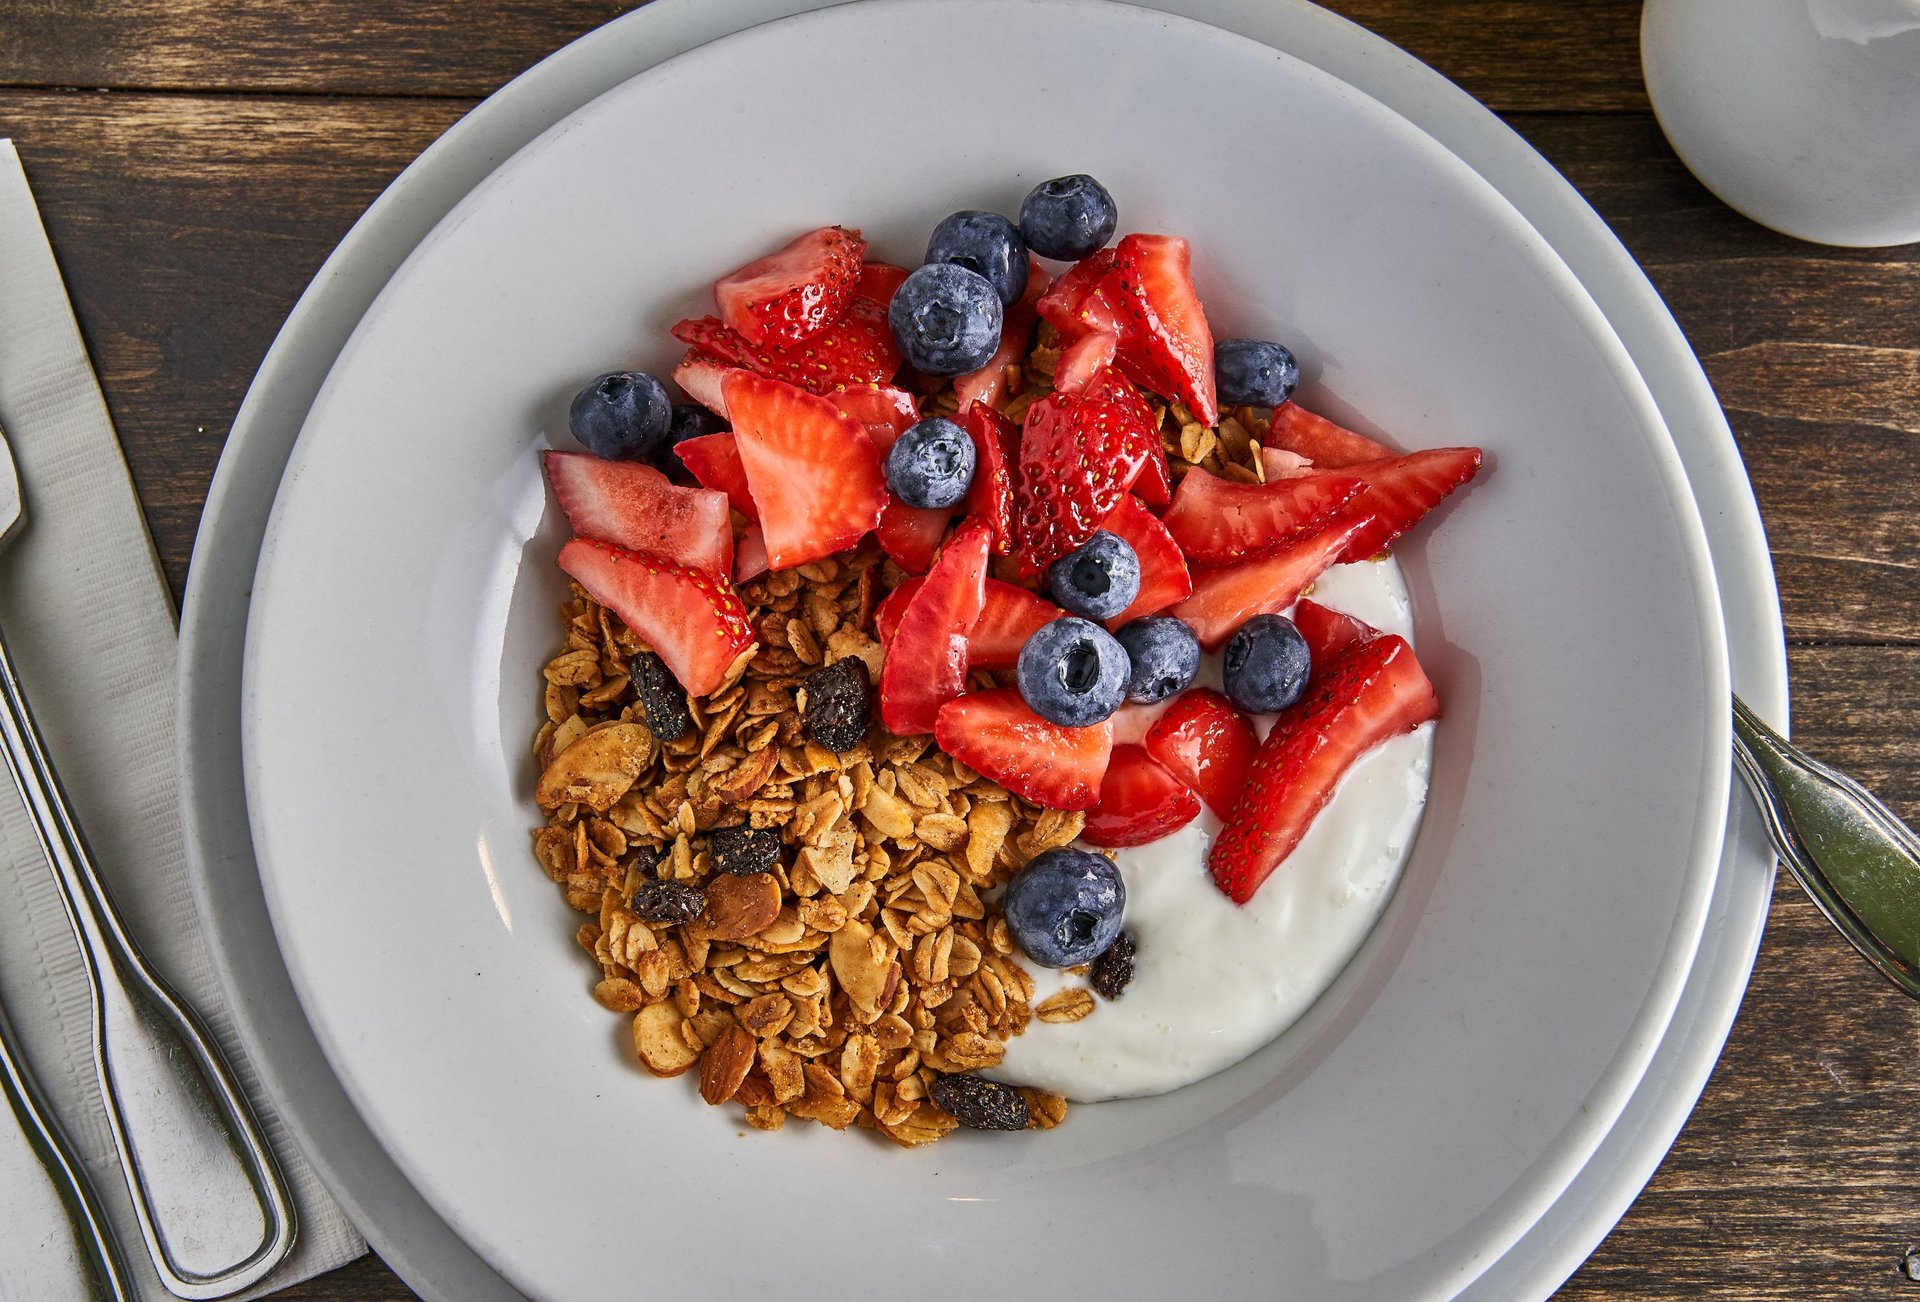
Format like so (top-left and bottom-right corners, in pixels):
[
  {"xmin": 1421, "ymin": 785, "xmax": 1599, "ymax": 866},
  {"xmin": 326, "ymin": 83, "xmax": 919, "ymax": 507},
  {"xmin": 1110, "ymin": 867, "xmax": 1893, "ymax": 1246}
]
[
  {"xmin": 1003, "ymin": 847, "xmax": 1126, "ymax": 968},
  {"xmin": 1015, "ymin": 617, "xmax": 1130, "ymax": 727},
  {"xmin": 568, "ymin": 371, "xmax": 672, "ymax": 461},
  {"xmin": 666, "ymin": 402, "xmax": 726, "ymax": 449},
  {"xmin": 888, "ymin": 263, "xmax": 1004, "ymax": 377},
  {"xmin": 1113, "ymin": 615, "xmax": 1201, "ymax": 704},
  {"xmin": 926, "ymin": 210, "xmax": 1030, "ymax": 307},
  {"xmin": 1045, "ymin": 530, "xmax": 1140, "ymax": 621},
  {"xmin": 1214, "ymin": 339, "xmax": 1300, "ymax": 408},
  {"xmin": 1018, "ymin": 174, "xmax": 1118, "ymax": 261},
  {"xmin": 885, "ymin": 416, "xmax": 976, "ymax": 509},
  {"xmin": 1222, "ymin": 614, "xmax": 1311, "ymax": 713}
]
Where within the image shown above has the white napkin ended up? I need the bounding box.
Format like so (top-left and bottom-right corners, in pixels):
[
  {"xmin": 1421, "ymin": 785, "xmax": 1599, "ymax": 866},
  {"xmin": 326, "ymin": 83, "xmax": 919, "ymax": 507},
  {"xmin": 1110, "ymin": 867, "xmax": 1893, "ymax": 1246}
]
[{"xmin": 0, "ymin": 140, "xmax": 365, "ymax": 1299}]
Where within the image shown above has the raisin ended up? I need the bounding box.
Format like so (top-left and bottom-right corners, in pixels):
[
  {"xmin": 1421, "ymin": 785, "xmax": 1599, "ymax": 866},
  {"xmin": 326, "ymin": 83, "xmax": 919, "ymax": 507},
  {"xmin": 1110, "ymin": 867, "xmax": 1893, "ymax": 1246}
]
[
  {"xmin": 629, "ymin": 651, "xmax": 690, "ymax": 742},
  {"xmin": 630, "ymin": 880, "xmax": 705, "ymax": 924},
  {"xmin": 710, "ymin": 824, "xmax": 781, "ymax": 876},
  {"xmin": 801, "ymin": 657, "xmax": 870, "ymax": 752},
  {"xmin": 929, "ymin": 1073, "xmax": 1030, "ymax": 1131},
  {"xmin": 1090, "ymin": 930, "xmax": 1135, "ymax": 1000}
]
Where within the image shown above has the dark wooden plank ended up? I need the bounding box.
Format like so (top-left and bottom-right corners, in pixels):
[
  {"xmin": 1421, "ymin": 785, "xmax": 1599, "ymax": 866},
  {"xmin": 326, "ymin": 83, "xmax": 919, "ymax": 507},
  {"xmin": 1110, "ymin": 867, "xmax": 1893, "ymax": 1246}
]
[
  {"xmin": 0, "ymin": 0, "xmax": 1648, "ymax": 111},
  {"xmin": 0, "ymin": 89, "xmax": 471, "ymax": 600},
  {"xmin": 1563, "ymin": 646, "xmax": 1920, "ymax": 1300}
]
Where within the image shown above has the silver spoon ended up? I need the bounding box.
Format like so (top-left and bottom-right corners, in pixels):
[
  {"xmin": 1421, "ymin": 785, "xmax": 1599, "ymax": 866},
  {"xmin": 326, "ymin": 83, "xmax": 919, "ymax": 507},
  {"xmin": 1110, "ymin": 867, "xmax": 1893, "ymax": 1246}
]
[{"xmin": 1732, "ymin": 693, "xmax": 1920, "ymax": 999}]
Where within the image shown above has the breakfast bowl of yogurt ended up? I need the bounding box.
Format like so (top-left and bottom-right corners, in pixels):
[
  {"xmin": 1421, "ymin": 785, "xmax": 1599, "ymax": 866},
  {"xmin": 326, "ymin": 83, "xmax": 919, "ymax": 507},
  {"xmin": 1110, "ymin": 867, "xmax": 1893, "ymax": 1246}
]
[{"xmin": 239, "ymin": 2, "xmax": 1730, "ymax": 1298}]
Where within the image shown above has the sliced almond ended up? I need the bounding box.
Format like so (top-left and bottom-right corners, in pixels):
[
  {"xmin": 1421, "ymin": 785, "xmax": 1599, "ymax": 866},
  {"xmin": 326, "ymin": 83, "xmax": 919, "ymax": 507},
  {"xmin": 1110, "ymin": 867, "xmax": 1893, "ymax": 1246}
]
[
  {"xmin": 698, "ymin": 1024, "xmax": 756, "ymax": 1105},
  {"xmin": 536, "ymin": 722, "xmax": 656, "ymax": 812},
  {"xmin": 631, "ymin": 1002, "xmax": 700, "ymax": 1077},
  {"xmin": 689, "ymin": 872, "xmax": 781, "ymax": 942}
]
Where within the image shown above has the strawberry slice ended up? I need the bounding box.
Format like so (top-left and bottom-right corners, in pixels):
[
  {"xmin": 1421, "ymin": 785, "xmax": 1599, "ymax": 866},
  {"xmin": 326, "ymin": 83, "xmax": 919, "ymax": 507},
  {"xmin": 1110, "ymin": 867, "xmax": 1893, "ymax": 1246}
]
[
  {"xmin": 1335, "ymin": 447, "xmax": 1484, "ymax": 562},
  {"xmin": 1107, "ymin": 234, "xmax": 1217, "ymax": 426},
  {"xmin": 1169, "ymin": 518, "xmax": 1364, "ymax": 650},
  {"xmin": 672, "ymin": 305, "xmax": 900, "ymax": 397},
  {"xmin": 965, "ymin": 580, "xmax": 1062, "ymax": 670},
  {"xmin": 1055, "ymin": 330, "xmax": 1117, "ymax": 395},
  {"xmin": 1081, "ymin": 744, "xmax": 1202, "ymax": 847},
  {"xmin": 714, "ymin": 226, "xmax": 864, "ymax": 346},
  {"xmin": 556, "ymin": 538, "xmax": 755, "ymax": 697},
  {"xmin": 1143, "ymin": 688, "xmax": 1258, "ymax": 819},
  {"xmin": 673, "ymin": 432, "xmax": 758, "ymax": 522},
  {"xmin": 953, "ymin": 258, "xmax": 1050, "ymax": 410},
  {"xmin": 827, "ymin": 383, "xmax": 919, "ymax": 442},
  {"xmin": 735, "ymin": 523, "xmax": 770, "ymax": 584},
  {"xmin": 1210, "ymin": 634, "xmax": 1438, "ymax": 903},
  {"xmin": 874, "ymin": 576, "xmax": 923, "ymax": 644},
  {"xmin": 876, "ymin": 503, "xmax": 951, "ymax": 573},
  {"xmin": 1098, "ymin": 495, "xmax": 1191, "ymax": 628},
  {"xmin": 1161, "ymin": 466, "xmax": 1365, "ymax": 566},
  {"xmin": 543, "ymin": 451, "xmax": 733, "ymax": 579},
  {"xmin": 934, "ymin": 688, "xmax": 1114, "ymax": 811},
  {"xmin": 831, "ymin": 384, "xmax": 952, "ymax": 574},
  {"xmin": 1035, "ymin": 249, "xmax": 1124, "ymax": 340},
  {"xmin": 1084, "ymin": 368, "xmax": 1170, "ymax": 506},
  {"xmin": 723, "ymin": 372, "xmax": 886, "ymax": 570},
  {"xmin": 1265, "ymin": 401, "xmax": 1394, "ymax": 467},
  {"xmin": 1293, "ymin": 598, "xmax": 1375, "ymax": 671},
  {"xmin": 960, "ymin": 400, "xmax": 1018, "ymax": 555},
  {"xmin": 1260, "ymin": 446, "xmax": 1315, "ymax": 480},
  {"xmin": 671, "ymin": 352, "xmax": 737, "ymax": 418},
  {"xmin": 1013, "ymin": 388, "xmax": 1151, "ymax": 579},
  {"xmin": 879, "ymin": 519, "xmax": 993, "ymax": 735},
  {"xmin": 855, "ymin": 261, "xmax": 911, "ymax": 308}
]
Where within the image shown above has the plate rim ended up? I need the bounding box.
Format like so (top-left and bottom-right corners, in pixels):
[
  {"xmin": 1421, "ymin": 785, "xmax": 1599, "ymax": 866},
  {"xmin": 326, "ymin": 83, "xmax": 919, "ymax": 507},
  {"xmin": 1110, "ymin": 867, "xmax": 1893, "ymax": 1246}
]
[{"xmin": 175, "ymin": 2, "xmax": 1784, "ymax": 1299}]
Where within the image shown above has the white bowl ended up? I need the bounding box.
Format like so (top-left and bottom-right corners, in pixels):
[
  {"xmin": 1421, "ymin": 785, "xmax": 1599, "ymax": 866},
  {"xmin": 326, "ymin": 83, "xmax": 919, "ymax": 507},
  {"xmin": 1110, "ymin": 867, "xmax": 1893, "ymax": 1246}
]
[{"xmin": 241, "ymin": 2, "xmax": 1731, "ymax": 1298}]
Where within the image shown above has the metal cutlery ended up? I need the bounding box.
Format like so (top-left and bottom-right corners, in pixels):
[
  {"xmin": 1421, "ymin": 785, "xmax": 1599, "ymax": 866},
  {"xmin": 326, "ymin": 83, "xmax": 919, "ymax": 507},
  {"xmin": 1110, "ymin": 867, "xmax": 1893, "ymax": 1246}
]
[{"xmin": 0, "ymin": 419, "xmax": 296, "ymax": 1297}]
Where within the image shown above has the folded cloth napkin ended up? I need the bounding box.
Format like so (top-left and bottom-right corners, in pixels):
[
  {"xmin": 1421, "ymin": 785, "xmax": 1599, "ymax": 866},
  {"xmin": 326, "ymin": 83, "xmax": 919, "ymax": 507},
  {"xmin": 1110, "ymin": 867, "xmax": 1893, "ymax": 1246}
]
[{"xmin": 0, "ymin": 140, "xmax": 365, "ymax": 1298}]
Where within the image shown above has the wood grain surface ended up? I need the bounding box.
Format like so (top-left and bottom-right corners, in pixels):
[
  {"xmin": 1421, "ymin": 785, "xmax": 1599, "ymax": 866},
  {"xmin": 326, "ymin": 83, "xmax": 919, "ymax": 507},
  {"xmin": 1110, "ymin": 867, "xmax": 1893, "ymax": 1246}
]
[{"xmin": 2, "ymin": 2, "xmax": 1917, "ymax": 1298}]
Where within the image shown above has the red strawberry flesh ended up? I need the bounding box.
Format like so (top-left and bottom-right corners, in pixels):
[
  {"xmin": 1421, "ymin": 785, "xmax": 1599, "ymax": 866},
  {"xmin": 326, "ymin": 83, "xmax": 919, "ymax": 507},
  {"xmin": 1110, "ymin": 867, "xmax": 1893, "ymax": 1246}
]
[
  {"xmin": 933, "ymin": 688, "xmax": 1114, "ymax": 811},
  {"xmin": 1265, "ymin": 402, "xmax": 1395, "ymax": 467},
  {"xmin": 673, "ymin": 432, "xmax": 758, "ymax": 522},
  {"xmin": 1169, "ymin": 518, "xmax": 1364, "ymax": 650},
  {"xmin": 953, "ymin": 258, "xmax": 1050, "ymax": 410},
  {"xmin": 724, "ymin": 372, "xmax": 886, "ymax": 570},
  {"xmin": 1108, "ymin": 234, "xmax": 1217, "ymax": 425},
  {"xmin": 672, "ymin": 308, "xmax": 900, "ymax": 397},
  {"xmin": 1335, "ymin": 447, "xmax": 1483, "ymax": 562},
  {"xmin": 1143, "ymin": 688, "xmax": 1258, "ymax": 820},
  {"xmin": 714, "ymin": 226, "xmax": 864, "ymax": 346},
  {"xmin": 960, "ymin": 400, "xmax": 1019, "ymax": 555},
  {"xmin": 1081, "ymin": 743, "xmax": 1202, "ymax": 847},
  {"xmin": 1013, "ymin": 388, "xmax": 1150, "ymax": 579},
  {"xmin": 1293, "ymin": 598, "xmax": 1375, "ymax": 672},
  {"xmin": 879, "ymin": 519, "xmax": 992, "ymax": 735},
  {"xmin": 543, "ymin": 451, "xmax": 733, "ymax": 580},
  {"xmin": 1161, "ymin": 466, "xmax": 1365, "ymax": 566},
  {"xmin": 965, "ymin": 580, "xmax": 1063, "ymax": 670},
  {"xmin": 1210, "ymin": 634, "xmax": 1438, "ymax": 903},
  {"xmin": 1055, "ymin": 330, "xmax": 1117, "ymax": 394},
  {"xmin": 875, "ymin": 576, "xmax": 924, "ymax": 645},
  {"xmin": 556, "ymin": 538, "xmax": 754, "ymax": 697},
  {"xmin": 671, "ymin": 352, "xmax": 737, "ymax": 418}
]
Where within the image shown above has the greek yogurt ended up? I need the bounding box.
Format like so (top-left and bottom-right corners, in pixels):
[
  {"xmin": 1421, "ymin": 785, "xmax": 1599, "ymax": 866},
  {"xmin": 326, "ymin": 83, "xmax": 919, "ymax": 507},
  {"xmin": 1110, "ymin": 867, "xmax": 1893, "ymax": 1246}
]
[{"xmin": 993, "ymin": 557, "xmax": 1432, "ymax": 1101}]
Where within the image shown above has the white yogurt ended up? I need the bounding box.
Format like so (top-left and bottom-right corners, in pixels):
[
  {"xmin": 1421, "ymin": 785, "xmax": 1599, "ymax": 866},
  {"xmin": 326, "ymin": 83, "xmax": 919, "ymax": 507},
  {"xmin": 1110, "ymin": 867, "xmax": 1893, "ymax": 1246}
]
[{"xmin": 992, "ymin": 558, "xmax": 1433, "ymax": 1101}]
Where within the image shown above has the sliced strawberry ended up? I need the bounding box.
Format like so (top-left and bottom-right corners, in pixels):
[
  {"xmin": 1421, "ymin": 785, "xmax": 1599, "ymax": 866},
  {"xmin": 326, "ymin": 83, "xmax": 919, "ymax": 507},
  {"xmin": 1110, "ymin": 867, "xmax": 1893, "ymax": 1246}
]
[
  {"xmin": 543, "ymin": 452, "xmax": 733, "ymax": 579},
  {"xmin": 1260, "ymin": 446, "xmax": 1315, "ymax": 480},
  {"xmin": 1085, "ymin": 368, "xmax": 1170, "ymax": 506},
  {"xmin": 1210, "ymin": 634, "xmax": 1438, "ymax": 903},
  {"xmin": 827, "ymin": 383, "xmax": 919, "ymax": 444},
  {"xmin": 1013, "ymin": 388, "xmax": 1151, "ymax": 579},
  {"xmin": 1098, "ymin": 495, "xmax": 1191, "ymax": 627},
  {"xmin": 1081, "ymin": 744, "xmax": 1202, "ymax": 847},
  {"xmin": 1335, "ymin": 447, "xmax": 1484, "ymax": 562},
  {"xmin": 1108, "ymin": 234, "xmax": 1217, "ymax": 425},
  {"xmin": 734, "ymin": 523, "xmax": 770, "ymax": 584},
  {"xmin": 556, "ymin": 538, "xmax": 754, "ymax": 697},
  {"xmin": 714, "ymin": 226, "xmax": 864, "ymax": 346},
  {"xmin": 1036, "ymin": 249, "xmax": 1123, "ymax": 339},
  {"xmin": 1055, "ymin": 330, "xmax": 1117, "ymax": 394},
  {"xmin": 723, "ymin": 372, "xmax": 886, "ymax": 570},
  {"xmin": 1265, "ymin": 401, "xmax": 1394, "ymax": 467},
  {"xmin": 672, "ymin": 352, "xmax": 737, "ymax": 418},
  {"xmin": 953, "ymin": 258, "xmax": 1050, "ymax": 410},
  {"xmin": 961, "ymin": 400, "xmax": 1018, "ymax": 555},
  {"xmin": 1293, "ymin": 598, "xmax": 1375, "ymax": 671},
  {"xmin": 933, "ymin": 688, "xmax": 1114, "ymax": 811},
  {"xmin": 855, "ymin": 260, "xmax": 911, "ymax": 308},
  {"xmin": 1170, "ymin": 518, "xmax": 1364, "ymax": 650},
  {"xmin": 876, "ymin": 501, "xmax": 951, "ymax": 573},
  {"xmin": 672, "ymin": 307, "xmax": 900, "ymax": 397},
  {"xmin": 965, "ymin": 580, "xmax": 1062, "ymax": 670},
  {"xmin": 875, "ymin": 576, "xmax": 924, "ymax": 644},
  {"xmin": 673, "ymin": 432, "xmax": 758, "ymax": 522},
  {"xmin": 1161, "ymin": 466, "xmax": 1365, "ymax": 566},
  {"xmin": 879, "ymin": 519, "xmax": 993, "ymax": 735},
  {"xmin": 1143, "ymin": 688, "xmax": 1258, "ymax": 820}
]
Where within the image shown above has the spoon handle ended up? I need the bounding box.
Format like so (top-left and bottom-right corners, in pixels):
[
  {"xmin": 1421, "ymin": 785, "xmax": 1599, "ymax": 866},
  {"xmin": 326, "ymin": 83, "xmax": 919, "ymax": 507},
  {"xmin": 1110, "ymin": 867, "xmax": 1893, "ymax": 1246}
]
[{"xmin": 1731, "ymin": 693, "xmax": 1920, "ymax": 998}]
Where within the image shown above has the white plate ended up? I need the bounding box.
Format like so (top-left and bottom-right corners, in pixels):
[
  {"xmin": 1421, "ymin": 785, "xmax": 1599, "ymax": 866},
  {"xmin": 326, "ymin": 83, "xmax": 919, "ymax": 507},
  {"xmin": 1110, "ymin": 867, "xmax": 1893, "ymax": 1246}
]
[
  {"xmin": 178, "ymin": 2, "xmax": 1784, "ymax": 1299},
  {"xmin": 235, "ymin": 3, "xmax": 1730, "ymax": 1299}
]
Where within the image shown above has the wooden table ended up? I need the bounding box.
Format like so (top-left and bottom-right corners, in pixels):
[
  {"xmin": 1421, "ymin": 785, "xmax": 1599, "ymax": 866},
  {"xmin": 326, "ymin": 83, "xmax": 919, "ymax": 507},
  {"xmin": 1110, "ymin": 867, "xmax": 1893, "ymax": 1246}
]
[{"xmin": 3, "ymin": 2, "xmax": 1916, "ymax": 1297}]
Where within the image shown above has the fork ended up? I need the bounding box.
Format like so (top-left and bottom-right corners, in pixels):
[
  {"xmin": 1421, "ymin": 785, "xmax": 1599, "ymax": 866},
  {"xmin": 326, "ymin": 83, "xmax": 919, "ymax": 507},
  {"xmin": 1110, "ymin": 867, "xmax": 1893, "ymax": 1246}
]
[{"xmin": 0, "ymin": 419, "xmax": 296, "ymax": 1298}]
